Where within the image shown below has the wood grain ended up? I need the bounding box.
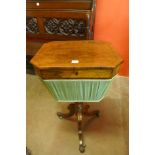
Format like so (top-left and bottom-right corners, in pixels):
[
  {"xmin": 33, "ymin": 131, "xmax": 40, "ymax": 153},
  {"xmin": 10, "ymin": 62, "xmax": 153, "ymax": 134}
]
[
  {"xmin": 31, "ymin": 40, "xmax": 123, "ymax": 79},
  {"xmin": 26, "ymin": 0, "xmax": 92, "ymax": 10}
]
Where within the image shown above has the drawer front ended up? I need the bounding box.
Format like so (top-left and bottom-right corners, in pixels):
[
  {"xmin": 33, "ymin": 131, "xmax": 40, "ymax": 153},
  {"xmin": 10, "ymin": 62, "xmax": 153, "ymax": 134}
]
[
  {"xmin": 26, "ymin": 11, "xmax": 91, "ymax": 40},
  {"xmin": 35, "ymin": 68, "xmax": 115, "ymax": 79},
  {"xmin": 27, "ymin": 1, "xmax": 92, "ymax": 10}
]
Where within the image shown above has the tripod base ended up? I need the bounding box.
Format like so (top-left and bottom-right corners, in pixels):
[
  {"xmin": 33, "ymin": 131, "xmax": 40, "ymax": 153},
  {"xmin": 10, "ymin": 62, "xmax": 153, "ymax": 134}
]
[{"xmin": 57, "ymin": 103, "xmax": 100, "ymax": 153}]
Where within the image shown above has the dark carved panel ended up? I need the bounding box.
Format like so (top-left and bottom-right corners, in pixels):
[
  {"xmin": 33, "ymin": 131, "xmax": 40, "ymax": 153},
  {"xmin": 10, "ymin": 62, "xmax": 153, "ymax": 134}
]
[
  {"xmin": 44, "ymin": 18, "xmax": 86, "ymax": 37},
  {"xmin": 26, "ymin": 17, "xmax": 39, "ymax": 34}
]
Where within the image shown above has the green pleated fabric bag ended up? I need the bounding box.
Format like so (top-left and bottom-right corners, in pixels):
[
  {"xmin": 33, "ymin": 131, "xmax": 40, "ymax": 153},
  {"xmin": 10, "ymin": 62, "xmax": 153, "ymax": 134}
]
[{"xmin": 43, "ymin": 78, "xmax": 113, "ymax": 102}]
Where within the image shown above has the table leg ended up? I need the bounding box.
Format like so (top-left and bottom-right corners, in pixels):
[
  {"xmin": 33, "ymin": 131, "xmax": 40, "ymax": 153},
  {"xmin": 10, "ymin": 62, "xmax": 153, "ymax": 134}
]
[
  {"xmin": 57, "ymin": 103, "xmax": 100, "ymax": 153},
  {"xmin": 57, "ymin": 103, "xmax": 75, "ymax": 119},
  {"xmin": 77, "ymin": 103, "xmax": 86, "ymax": 153},
  {"xmin": 84, "ymin": 110, "xmax": 100, "ymax": 117}
]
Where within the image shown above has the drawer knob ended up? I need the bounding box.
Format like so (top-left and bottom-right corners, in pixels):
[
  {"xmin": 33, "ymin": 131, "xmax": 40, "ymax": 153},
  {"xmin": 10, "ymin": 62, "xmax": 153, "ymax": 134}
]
[{"xmin": 36, "ymin": 2, "xmax": 40, "ymax": 6}]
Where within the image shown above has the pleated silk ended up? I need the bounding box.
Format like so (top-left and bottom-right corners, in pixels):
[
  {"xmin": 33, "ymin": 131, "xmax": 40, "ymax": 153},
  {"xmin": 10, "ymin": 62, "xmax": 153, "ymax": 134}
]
[{"xmin": 43, "ymin": 79, "xmax": 113, "ymax": 102}]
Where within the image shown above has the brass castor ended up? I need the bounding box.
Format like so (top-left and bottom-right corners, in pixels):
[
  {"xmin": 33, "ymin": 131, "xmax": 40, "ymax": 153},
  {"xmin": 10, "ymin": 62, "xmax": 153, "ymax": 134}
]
[
  {"xmin": 57, "ymin": 103, "xmax": 100, "ymax": 153},
  {"xmin": 79, "ymin": 144, "xmax": 86, "ymax": 153},
  {"xmin": 57, "ymin": 114, "xmax": 63, "ymax": 119}
]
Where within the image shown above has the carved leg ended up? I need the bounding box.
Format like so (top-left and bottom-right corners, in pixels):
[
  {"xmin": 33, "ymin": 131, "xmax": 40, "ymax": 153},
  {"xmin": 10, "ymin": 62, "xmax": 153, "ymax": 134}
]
[
  {"xmin": 84, "ymin": 110, "xmax": 100, "ymax": 117},
  {"xmin": 57, "ymin": 103, "xmax": 100, "ymax": 153},
  {"xmin": 82, "ymin": 104, "xmax": 100, "ymax": 117},
  {"xmin": 76, "ymin": 103, "xmax": 86, "ymax": 153},
  {"xmin": 57, "ymin": 104, "xmax": 75, "ymax": 119}
]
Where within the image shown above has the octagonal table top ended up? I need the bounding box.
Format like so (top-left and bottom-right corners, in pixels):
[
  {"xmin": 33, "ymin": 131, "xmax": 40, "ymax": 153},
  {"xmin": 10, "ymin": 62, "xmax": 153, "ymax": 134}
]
[{"xmin": 30, "ymin": 40, "xmax": 123, "ymax": 79}]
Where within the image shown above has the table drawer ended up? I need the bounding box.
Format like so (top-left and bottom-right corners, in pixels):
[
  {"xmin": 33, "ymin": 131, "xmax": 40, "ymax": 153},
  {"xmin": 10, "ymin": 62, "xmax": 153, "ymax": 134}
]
[{"xmin": 35, "ymin": 68, "xmax": 118, "ymax": 79}]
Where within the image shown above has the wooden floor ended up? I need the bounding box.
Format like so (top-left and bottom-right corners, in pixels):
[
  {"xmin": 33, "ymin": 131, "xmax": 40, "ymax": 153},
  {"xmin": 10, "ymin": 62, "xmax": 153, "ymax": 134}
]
[{"xmin": 26, "ymin": 74, "xmax": 129, "ymax": 155}]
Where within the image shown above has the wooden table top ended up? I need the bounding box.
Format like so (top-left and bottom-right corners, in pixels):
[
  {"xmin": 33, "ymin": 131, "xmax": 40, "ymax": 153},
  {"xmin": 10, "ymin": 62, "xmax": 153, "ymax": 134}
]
[{"xmin": 30, "ymin": 40, "xmax": 123, "ymax": 79}]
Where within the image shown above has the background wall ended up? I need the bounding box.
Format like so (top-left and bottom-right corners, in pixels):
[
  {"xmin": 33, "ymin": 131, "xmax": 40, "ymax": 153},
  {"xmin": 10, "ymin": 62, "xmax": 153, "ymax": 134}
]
[{"xmin": 94, "ymin": 0, "xmax": 129, "ymax": 76}]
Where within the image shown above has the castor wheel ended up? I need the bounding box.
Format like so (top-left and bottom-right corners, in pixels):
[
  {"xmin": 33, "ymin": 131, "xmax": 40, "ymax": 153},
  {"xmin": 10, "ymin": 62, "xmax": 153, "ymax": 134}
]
[
  {"xmin": 79, "ymin": 145, "xmax": 86, "ymax": 153},
  {"xmin": 58, "ymin": 115, "xmax": 63, "ymax": 119},
  {"xmin": 57, "ymin": 113, "xmax": 63, "ymax": 119}
]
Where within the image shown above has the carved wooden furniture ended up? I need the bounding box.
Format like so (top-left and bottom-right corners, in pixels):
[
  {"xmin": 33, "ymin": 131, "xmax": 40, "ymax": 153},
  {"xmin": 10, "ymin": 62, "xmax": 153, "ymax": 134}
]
[
  {"xmin": 26, "ymin": 0, "xmax": 96, "ymax": 73},
  {"xmin": 30, "ymin": 40, "xmax": 123, "ymax": 153}
]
